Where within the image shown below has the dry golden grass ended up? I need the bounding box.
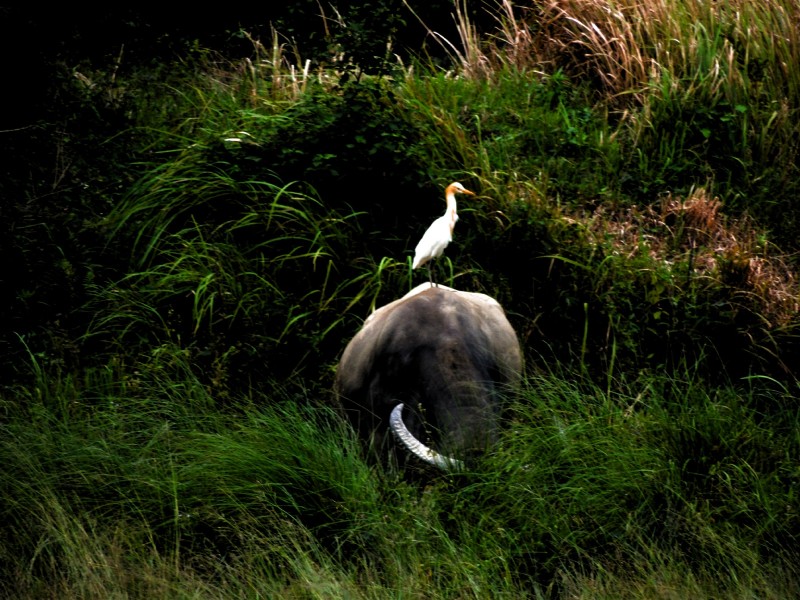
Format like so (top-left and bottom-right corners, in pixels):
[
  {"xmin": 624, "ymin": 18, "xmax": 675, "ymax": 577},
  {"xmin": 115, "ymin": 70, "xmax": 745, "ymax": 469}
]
[
  {"xmin": 535, "ymin": 0, "xmax": 800, "ymax": 104},
  {"xmin": 442, "ymin": 0, "xmax": 800, "ymax": 114},
  {"xmin": 580, "ymin": 187, "xmax": 799, "ymax": 326},
  {"xmin": 202, "ymin": 29, "xmax": 347, "ymax": 108}
]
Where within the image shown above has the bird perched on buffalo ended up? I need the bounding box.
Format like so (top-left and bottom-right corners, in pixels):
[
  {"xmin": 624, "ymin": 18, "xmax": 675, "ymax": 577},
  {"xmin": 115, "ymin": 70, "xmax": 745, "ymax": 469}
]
[{"xmin": 412, "ymin": 182, "xmax": 475, "ymax": 284}]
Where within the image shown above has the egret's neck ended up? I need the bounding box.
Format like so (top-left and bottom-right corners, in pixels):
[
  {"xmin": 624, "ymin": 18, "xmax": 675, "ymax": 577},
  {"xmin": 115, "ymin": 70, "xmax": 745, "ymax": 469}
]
[{"xmin": 445, "ymin": 191, "xmax": 458, "ymax": 216}]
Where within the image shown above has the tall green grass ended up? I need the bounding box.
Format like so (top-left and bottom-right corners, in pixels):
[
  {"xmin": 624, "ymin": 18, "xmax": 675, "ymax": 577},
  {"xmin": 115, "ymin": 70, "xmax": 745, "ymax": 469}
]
[
  {"xmin": 78, "ymin": 0, "xmax": 799, "ymax": 388},
  {"xmin": 2, "ymin": 350, "xmax": 797, "ymax": 598},
  {"xmin": 90, "ymin": 157, "xmax": 391, "ymax": 391}
]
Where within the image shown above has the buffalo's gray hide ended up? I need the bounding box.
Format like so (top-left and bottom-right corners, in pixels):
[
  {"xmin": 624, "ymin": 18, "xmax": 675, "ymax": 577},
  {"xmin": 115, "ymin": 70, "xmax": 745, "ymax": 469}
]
[{"xmin": 334, "ymin": 283, "xmax": 523, "ymax": 466}]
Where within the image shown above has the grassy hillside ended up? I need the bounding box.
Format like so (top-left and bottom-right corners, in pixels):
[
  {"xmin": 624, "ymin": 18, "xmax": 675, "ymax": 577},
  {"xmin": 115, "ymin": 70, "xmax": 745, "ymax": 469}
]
[{"xmin": 2, "ymin": 1, "xmax": 799, "ymax": 596}]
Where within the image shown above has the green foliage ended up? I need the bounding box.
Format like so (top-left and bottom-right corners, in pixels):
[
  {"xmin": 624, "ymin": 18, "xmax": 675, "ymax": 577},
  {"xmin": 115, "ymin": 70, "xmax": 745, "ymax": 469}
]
[
  {"xmin": 0, "ymin": 352, "xmax": 378, "ymax": 596},
  {"xmin": 223, "ymin": 77, "xmax": 434, "ymax": 225},
  {"xmin": 399, "ymin": 68, "xmax": 620, "ymax": 204},
  {"xmin": 463, "ymin": 371, "xmax": 800, "ymax": 586},
  {"xmin": 2, "ymin": 354, "xmax": 798, "ymax": 597},
  {"xmin": 4, "ymin": 0, "xmax": 800, "ymax": 596},
  {"xmin": 92, "ymin": 163, "xmax": 380, "ymax": 392},
  {"xmin": 83, "ymin": 71, "xmax": 499, "ymax": 395}
]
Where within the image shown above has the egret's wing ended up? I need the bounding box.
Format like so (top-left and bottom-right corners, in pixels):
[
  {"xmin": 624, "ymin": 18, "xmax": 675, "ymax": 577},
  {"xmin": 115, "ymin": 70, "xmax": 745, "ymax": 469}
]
[{"xmin": 412, "ymin": 216, "xmax": 451, "ymax": 269}]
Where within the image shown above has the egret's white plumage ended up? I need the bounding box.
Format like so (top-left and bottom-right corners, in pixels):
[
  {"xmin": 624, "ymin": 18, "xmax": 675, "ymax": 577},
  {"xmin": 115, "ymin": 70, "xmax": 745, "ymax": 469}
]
[{"xmin": 412, "ymin": 182, "xmax": 475, "ymax": 283}]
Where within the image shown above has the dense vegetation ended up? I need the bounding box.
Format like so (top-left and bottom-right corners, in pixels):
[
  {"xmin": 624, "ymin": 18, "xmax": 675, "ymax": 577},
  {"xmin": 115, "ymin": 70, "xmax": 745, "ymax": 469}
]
[{"xmin": 2, "ymin": 1, "xmax": 799, "ymax": 597}]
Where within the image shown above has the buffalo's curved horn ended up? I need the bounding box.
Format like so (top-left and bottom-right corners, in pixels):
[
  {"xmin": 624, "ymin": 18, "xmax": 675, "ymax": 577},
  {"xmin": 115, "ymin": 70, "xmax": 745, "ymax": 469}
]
[{"xmin": 389, "ymin": 403, "xmax": 464, "ymax": 470}]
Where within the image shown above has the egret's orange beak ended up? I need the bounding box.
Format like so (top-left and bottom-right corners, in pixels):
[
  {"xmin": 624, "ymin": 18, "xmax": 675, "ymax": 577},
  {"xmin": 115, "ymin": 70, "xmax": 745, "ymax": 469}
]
[{"xmin": 450, "ymin": 185, "xmax": 475, "ymax": 196}]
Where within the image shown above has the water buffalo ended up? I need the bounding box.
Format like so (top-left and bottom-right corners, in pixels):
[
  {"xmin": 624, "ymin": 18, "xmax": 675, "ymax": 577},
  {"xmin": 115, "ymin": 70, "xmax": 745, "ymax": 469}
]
[{"xmin": 334, "ymin": 283, "xmax": 523, "ymax": 469}]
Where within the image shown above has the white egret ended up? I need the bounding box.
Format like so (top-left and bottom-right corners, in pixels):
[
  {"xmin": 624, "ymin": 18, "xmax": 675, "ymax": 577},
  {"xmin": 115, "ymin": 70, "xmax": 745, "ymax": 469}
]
[{"xmin": 411, "ymin": 182, "xmax": 475, "ymax": 284}]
